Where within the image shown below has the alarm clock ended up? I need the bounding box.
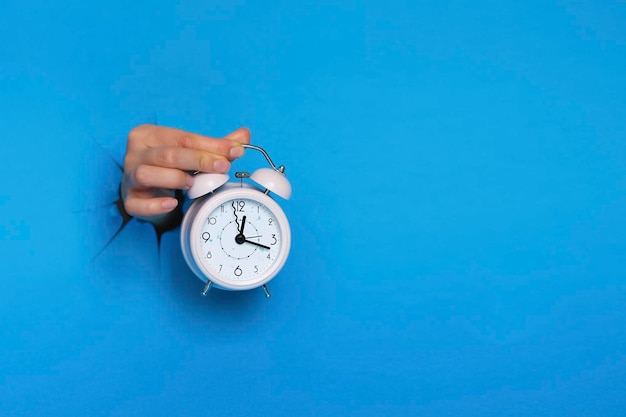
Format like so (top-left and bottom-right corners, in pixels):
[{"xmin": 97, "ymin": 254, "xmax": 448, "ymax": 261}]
[{"xmin": 180, "ymin": 144, "xmax": 292, "ymax": 297}]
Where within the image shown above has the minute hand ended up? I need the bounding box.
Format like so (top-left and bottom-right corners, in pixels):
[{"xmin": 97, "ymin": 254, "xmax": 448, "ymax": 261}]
[{"xmin": 244, "ymin": 239, "xmax": 270, "ymax": 250}]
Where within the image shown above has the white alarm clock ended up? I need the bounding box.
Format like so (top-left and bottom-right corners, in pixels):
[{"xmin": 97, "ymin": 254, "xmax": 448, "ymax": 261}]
[{"xmin": 180, "ymin": 144, "xmax": 291, "ymax": 297}]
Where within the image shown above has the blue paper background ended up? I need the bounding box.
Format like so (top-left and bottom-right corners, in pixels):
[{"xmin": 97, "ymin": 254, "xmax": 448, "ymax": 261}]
[{"xmin": 2, "ymin": 1, "xmax": 626, "ymax": 415}]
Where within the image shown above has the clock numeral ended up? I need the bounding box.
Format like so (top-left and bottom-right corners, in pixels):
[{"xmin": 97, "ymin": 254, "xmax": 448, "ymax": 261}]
[
  {"xmin": 267, "ymin": 254, "xmax": 271, "ymax": 260},
  {"xmin": 202, "ymin": 232, "xmax": 211, "ymax": 243},
  {"xmin": 234, "ymin": 266, "xmax": 242, "ymax": 277},
  {"xmin": 233, "ymin": 200, "xmax": 245, "ymax": 212},
  {"xmin": 268, "ymin": 218, "xmax": 273, "ymax": 226},
  {"xmin": 218, "ymin": 264, "xmax": 223, "ymax": 272},
  {"xmin": 254, "ymin": 265, "xmax": 258, "ymax": 273},
  {"xmin": 206, "ymin": 251, "xmax": 212, "ymax": 259},
  {"xmin": 220, "ymin": 205, "xmax": 225, "ymax": 213},
  {"xmin": 208, "ymin": 217, "xmax": 217, "ymax": 225},
  {"xmin": 271, "ymin": 234, "xmax": 277, "ymax": 245}
]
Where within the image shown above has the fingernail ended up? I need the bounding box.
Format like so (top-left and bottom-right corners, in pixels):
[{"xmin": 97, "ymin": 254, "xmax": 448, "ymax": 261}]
[
  {"xmin": 162, "ymin": 199, "xmax": 178, "ymax": 210},
  {"xmin": 185, "ymin": 175, "xmax": 195, "ymax": 188},
  {"xmin": 229, "ymin": 146, "xmax": 244, "ymax": 158},
  {"xmin": 213, "ymin": 159, "xmax": 230, "ymax": 172}
]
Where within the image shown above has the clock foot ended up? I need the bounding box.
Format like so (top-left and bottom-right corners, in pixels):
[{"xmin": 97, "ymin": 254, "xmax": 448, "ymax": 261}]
[
  {"xmin": 201, "ymin": 280, "xmax": 213, "ymax": 296},
  {"xmin": 262, "ymin": 284, "xmax": 271, "ymax": 298}
]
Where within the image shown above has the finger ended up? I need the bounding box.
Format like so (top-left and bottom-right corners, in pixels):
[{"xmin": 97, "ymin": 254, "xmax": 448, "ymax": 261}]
[
  {"xmin": 124, "ymin": 195, "xmax": 179, "ymax": 219},
  {"xmin": 128, "ymin": 164, "xmax": 194, "ymax": 190},
  {"xmin": 141, "ymin": 146, "xmax": 231, "ymax": 173},
  {"xmin": 128, "ymin": 124, "xmax": 243, "ymax": 159},
  {"xmin": 225, "ymin": 127, "xmax": 251, "ymax": 160}
]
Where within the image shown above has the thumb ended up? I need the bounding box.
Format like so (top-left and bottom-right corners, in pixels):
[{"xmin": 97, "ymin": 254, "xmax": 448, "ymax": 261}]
[{"xmin": 224, "ymin": 127, "xmax": 251, "ymax": 145}]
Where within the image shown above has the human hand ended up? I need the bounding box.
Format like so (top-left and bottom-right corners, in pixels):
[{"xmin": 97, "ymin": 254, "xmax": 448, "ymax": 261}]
[{"xmin": 121, "ymin": 124, "xmax": 251, "ymax": 225}]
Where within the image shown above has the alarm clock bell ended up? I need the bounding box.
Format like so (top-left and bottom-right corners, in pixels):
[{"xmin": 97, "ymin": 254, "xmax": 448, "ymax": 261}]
[
  {"xmin": 250, "ymin": 168, "xmax": 292, "ymax": 200},
  {"xmin": 187, "ymin": 173, "xmax": 229, "ymax": 199}
]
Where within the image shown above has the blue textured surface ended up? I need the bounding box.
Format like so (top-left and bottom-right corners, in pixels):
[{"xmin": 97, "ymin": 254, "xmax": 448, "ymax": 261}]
[{"xmin": 2, "ymin": 1, "xmax": 626, "ymax": 416}]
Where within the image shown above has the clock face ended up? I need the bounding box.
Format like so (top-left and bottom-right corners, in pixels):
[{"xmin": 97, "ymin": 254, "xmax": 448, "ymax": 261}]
[{"xmin": 195, "ymin": 196, "xmax": 285, "ymax": 284}]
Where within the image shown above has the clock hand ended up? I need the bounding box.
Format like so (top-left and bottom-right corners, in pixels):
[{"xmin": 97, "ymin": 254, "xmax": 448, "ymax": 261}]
[
  {"xmin": 240, "ymin": 215, "xmax": 246, "ymax": 234},
  {"xmin": 233, "ymin": 213, "xmax": 265, "ymax": 248},
  {"xmin": 243, "ymin": 239, "xmax": 270, "ymax": 250}
]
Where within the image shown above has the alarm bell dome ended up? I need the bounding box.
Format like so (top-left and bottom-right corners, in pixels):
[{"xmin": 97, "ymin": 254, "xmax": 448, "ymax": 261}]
[
  {"xmin": 187, "ymin": 173, "xmax": 229, "ymax": 199},
  {"xmin": 250, "ymin": 168, "xmax": 292, "ymax": 200}
]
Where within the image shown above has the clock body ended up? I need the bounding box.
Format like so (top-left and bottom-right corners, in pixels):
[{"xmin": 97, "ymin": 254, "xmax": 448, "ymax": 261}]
[{"xmin": 181, "ymin": 183, "xmax": 291, "ymax": 291}]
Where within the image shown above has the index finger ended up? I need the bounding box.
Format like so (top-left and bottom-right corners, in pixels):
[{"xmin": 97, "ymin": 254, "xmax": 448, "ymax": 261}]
[{"xmin": 128, "ymin": 125, "xmax": 248, "ymax": 158}]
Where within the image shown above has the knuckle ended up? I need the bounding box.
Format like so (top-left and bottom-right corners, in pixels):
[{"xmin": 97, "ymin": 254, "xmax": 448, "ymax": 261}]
[
  {"xmin": 157, "ymin": 148, "xmax": 178, "ymax": 167},
  {"xmin": 198, "ymin": 152, "xmax": 213, "ymax": 171},
  {"xmin": 128, "ymin": 124, "xmax": 152, "ymax": 144},
  {"xmin": 179, "ymin": 135, "xmax": 195, "ymax": 149},
  {"xmin": 133, "ymin": 165, "xmax": 151, "ymax": 186}
]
